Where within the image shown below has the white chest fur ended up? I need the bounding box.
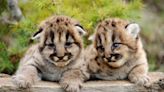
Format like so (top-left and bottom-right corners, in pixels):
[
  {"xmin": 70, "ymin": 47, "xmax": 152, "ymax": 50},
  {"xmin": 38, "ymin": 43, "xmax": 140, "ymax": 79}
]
[{"xmin": 38, "ymin": 61, "xmax": 67, "ymax": 81}]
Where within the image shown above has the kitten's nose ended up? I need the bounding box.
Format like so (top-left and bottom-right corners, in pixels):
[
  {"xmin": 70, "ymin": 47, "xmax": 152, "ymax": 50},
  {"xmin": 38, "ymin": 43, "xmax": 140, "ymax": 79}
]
[
  {"xmin": 105, "ymin": 48, "xmax": 112, "ymax": 58},
  {"xmin": 111, "ymin": 54, "xmax": 122, "ymax": 60},
  {"xmin": 105, "ymin": 54, "xmax": 111, "ymax": 59},
  {"xmin": 58, "ymin": 56, "xmax": 64, "ymax": 60}
]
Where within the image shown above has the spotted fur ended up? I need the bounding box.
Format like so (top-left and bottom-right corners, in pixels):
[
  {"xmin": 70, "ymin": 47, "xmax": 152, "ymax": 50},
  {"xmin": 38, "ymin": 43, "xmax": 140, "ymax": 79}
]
[
  {"xmin": 85, "ymin": 18, "xmax": 150, "ymax": 86},
  {"xmin": 12, "ymin": 15, "xmax": 88, "ymax": 92}
]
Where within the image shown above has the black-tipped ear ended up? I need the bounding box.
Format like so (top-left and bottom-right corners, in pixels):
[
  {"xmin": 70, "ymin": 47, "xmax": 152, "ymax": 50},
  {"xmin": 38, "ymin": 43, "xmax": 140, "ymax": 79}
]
[
  {"xmin": 125, "ymin": 23, "xmax": 140, "ymax": 38},
  {"xmin": 31, "ymin": 28, "xmax": 43, "ymax": 40},
  {"xmin": 75, "ymin": 24, "xmax": 87, "ymax": 36}
]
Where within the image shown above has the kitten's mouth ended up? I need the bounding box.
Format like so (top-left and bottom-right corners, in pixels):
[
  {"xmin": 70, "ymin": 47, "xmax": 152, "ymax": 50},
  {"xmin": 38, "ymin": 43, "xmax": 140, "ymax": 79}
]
[
  {"xmin": 103, "ymin": 54, "xmax": 122, "ymax": 62},
  {"xmin": 103, "ymin": 53, "xmax": 127, "ymax": 68},
  {"xmin": 49, "ymin": 54, "xmax": 73, "ymax": 67},
  {"xmin": 53, "ymin": 60, "xmax": 71, "ymax": 67}
]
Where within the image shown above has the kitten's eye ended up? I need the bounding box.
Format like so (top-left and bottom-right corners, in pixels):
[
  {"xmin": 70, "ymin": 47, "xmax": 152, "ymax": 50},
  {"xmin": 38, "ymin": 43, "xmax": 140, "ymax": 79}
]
[
  {"xmin": 112, "ymin": 43, "xmax": 120, "ymax": 49},
  {"xmin": 65, "ymin": 42, "xmax": 73, "ymax": 48},
  {"xmin": 97, "ymin": 45, "xmax": 105, "ymax": 52}
]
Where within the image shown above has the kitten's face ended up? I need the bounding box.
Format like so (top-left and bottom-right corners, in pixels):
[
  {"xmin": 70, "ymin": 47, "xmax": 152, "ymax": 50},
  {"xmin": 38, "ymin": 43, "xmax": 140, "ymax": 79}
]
[
  {"xmin": 32, "ymin": 16, "xmax": 86, "ymax": 67},
  {"xmin": 94, "ymin": 19, "xmax": 140, "ymax": 68}
]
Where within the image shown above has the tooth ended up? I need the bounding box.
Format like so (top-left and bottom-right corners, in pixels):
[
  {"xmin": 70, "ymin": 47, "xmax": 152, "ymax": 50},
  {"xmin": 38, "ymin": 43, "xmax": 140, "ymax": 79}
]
[
  {"xmin": 63, "ymin": 56, "xmax": 68, "ymax": 60},
  {"xmin": 53, "ymin": 57, "xmax": 59, "ymax": 61},
  {"xmin": 111, "ymin": 57, "xmax": 115, "ymax": 61}
]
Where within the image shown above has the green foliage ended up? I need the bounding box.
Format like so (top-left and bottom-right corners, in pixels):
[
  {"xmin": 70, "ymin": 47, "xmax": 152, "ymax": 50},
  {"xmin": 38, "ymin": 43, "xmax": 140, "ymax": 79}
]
[
  {"xmin": 18, "ymin": 0, "xmax": 143, "ymax": 33},
  {"xmin": 0, "ymin": 0, "xmax": 8, "ymax": 15},
  {"xmin": 0, "ymin": 42, "xmax": 15, "ymax": 74},
  {"xmin": 0, "ymin": 0, "xmax": 143, "ymax": 74}
]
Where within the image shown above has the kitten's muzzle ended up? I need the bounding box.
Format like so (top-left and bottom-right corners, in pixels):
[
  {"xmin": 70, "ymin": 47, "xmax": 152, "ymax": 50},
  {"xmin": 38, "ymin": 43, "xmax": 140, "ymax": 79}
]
[{"xmin": 103, "ymin": 53, "xmax": 122, "ymax": 62}]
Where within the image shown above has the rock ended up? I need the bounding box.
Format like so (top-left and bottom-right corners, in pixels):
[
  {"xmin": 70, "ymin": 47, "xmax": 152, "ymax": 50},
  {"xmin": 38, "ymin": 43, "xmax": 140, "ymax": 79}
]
[
  {"xmin": 0, "ymin": 74, "xmax": 10, "ymax": 78},
  {"xmin": 0, "ymin": 72, "xmax": 164, "ymax": 92}
]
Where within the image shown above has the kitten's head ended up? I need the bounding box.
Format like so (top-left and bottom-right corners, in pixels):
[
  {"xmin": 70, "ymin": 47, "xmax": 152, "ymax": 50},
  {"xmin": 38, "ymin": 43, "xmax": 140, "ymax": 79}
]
[
  {"xmin": 93, "ymin": 18, "xmax": 140, "ymax": 68},
  {"xmin": 32, "ymin": 15, "xmax": 86, "ymax": 67}
]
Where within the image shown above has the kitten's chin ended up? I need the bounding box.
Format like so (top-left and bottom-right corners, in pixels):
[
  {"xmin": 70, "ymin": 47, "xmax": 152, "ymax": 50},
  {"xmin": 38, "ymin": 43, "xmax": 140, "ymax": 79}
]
[{"xmin": 108, "ymin": 59, "xmax": 126, "ymax": 68}]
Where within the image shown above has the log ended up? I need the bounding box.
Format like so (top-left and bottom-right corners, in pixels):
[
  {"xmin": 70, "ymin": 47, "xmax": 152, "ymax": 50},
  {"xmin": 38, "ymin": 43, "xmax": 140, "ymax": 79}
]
[{"xmin": 0, "ymin": 72, "xmax": 164, "ymax": 92}]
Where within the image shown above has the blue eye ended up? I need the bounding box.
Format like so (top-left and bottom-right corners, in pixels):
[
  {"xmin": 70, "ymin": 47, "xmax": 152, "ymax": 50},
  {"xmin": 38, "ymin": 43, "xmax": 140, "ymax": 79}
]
[{"xmin": 112, "ymin": 43, "xmax": 120, "ymax": 48}]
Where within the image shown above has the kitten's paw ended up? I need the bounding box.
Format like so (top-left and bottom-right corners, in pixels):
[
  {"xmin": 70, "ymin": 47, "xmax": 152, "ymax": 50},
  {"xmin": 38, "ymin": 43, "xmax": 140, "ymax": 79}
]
[
  {"xmin": 60, "ymin": 79, "xmax": 82, "ymax": 92},
  {"xmin": 12, "ymin": 75, "xmax": 33, "ymax": 88},
  {"xmin": 129, "ymin": 74, "xmax": 150, "ymax": 86}
]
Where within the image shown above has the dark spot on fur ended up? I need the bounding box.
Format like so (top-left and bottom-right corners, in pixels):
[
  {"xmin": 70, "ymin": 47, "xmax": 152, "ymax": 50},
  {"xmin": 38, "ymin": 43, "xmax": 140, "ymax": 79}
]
[
  {"xmin": 39, "ymin": 46, "xmax": 44, "ymax": 52},
  {"xmin": 50, "ymin": 30, "xmax": 54, "ymax": 42},
  {"xmin": 65, "ymin": 22, "xmax": 68, "ymax": 26},
  {"xmin": 98, "ymin": 25, "xmax": 101, "ymax": 28},
  {"xmin": 58, "ymin": 31, "xmax": 62, "ymax": 41},
  {"xmin": 66, "ymin": 32, "xmax": 69, "ymax": 40},
  {"xmin": 98, "ymin": 34, "xmax": 102, "ymax": 45},
  {"xmin": 56, "ymin": 19, "xmax": 60, "ymax": 23},
  {"xmin": 50, "ymin": 23, "xmax": 53, "ymax": 27},
  {"xmin": 97, "ymin": 62, "xmax": 100, "ymax": 66},
  {"xmin": 105, "ymin": 21, "xmax": 109, "ymax": 25},
  {"xmin": 97, "ymin": 69, "xmax": 102, "ymax": 73},
  {"xmin": 111, "ymin": 21, "xmax": 116, "ymax": 27},
  {"xmin": 74, "ymin": 42, "xmax": 81, "ymax": 48},
  {"xmin": 112, "ymin": 33, "xmax": 115, "ymax": 42},
  {"xmin": 103, "ymin": 27, "xmax": 107, "ymax": 31},
  {"xmin": 95, "ymin": 57, "xmax": 98, "ymax": 61}
]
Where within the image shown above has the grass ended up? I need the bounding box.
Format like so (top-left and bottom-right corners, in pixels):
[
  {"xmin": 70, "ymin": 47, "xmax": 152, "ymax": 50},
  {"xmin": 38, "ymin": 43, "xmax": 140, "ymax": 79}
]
[{"xmin": 0, "ymin": 0, "xmax": 147, "ymax": 74}]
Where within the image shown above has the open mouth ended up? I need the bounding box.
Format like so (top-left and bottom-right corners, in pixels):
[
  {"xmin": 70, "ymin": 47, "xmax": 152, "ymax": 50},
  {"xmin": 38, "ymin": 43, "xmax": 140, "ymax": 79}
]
[
  {"xmin": 102, "ymin": 54, "xmax": 126, "ymax": 68},
  {"xmin": 52, "ymin": 60, "xmax": 71, "ymax": 67},
  {"xmin": 103, "ymin": 54, "xmax": 122, "ymax": 62},
  {"xmin": 49, "ymin": 54, "xmax": 73, "ymax": 67}
]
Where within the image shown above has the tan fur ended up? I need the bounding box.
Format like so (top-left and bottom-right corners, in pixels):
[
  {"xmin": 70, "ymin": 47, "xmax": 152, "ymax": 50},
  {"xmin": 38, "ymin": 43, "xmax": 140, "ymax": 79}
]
[
  {"xmin": 85, "ymin": 18, "xmax": 150, "ymax": 85},
  {"xmin": 12, "ymin": 15, "xmax": 88, "ymax": 92}
]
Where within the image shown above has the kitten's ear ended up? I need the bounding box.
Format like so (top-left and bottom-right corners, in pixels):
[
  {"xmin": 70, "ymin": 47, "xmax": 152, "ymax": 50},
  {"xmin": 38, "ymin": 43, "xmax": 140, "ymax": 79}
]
[
  {"xmin": 88, "ymin": 34, "xmax": 95, "ymax": 41},
  {"xmin": 126, "ymin": 23, "xmax": 140, "ymax": 38},
  {"xmin": 75, "ymin": 24, "xmax": 87, "ymax": 36},
  {"xmin": 31, "ymin": 28, "xmax": 43, "ymax": 40}
]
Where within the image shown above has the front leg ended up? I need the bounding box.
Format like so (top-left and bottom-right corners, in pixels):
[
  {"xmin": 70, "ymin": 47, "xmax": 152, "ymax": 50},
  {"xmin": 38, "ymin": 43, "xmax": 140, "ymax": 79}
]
[
  {"xmin": 12, "ymin": 65, "xmax": 39, "ymax": 88},
  {"xmin": 128, "ymin": 64, "xmax": 150, "ymax": 86},
  {"xmin": 60, "ymin": 69, "xmax": 87, "ymax": 92}
]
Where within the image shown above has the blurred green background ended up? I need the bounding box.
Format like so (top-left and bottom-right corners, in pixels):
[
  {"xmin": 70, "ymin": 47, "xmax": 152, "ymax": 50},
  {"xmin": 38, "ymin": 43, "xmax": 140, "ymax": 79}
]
[{"xmin": 0, "ymin": 0, "xmax": 163, "ymax": 75}]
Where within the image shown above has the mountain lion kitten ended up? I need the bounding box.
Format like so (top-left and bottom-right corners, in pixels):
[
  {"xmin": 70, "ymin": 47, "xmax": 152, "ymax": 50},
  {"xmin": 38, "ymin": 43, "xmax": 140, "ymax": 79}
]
[
  {"xmin": 12, "ymin": 15, "xmax": 88, "ymax": 92},
  {"xmin": 86, "ymin": 18, "xmax": 150, "ymax": 86}
]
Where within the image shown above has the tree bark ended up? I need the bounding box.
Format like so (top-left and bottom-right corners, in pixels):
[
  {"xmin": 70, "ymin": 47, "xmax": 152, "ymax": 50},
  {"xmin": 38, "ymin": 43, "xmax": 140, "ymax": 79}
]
[{"xmin": 7, "ymin": 0, "xmax": 23, "ymax": 21}]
